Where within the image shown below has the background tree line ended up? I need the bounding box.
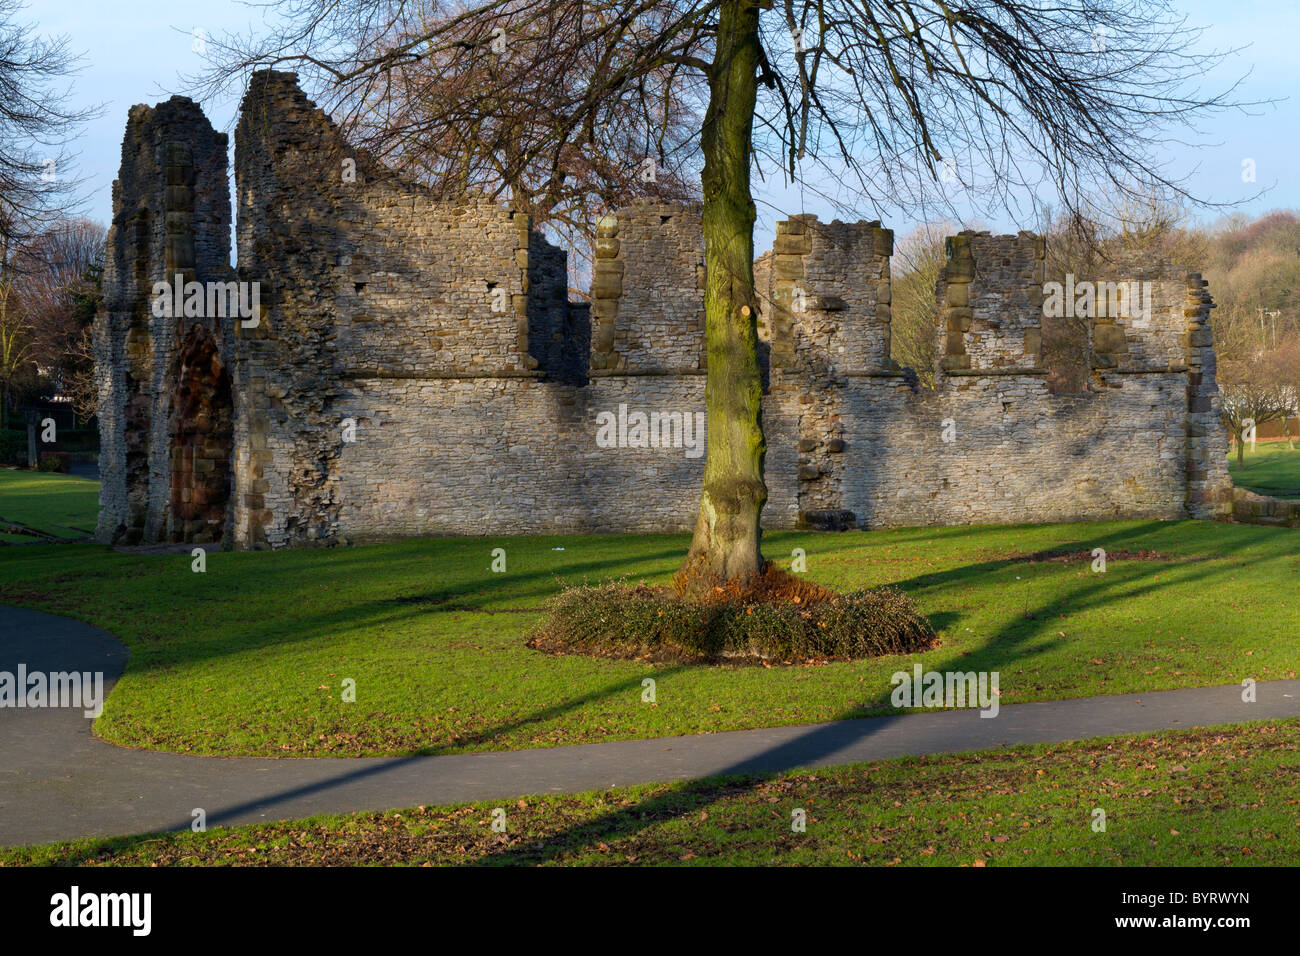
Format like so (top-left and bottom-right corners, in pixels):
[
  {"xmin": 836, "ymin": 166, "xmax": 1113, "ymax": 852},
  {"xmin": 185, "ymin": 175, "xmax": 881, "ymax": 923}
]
[
  {"xmin": 0, "ymin": 0, "xmax": 101, "ymax": 466},
  {"xmin": 0, "ymin": 217, "xmax": 104, "ymax": 427}
]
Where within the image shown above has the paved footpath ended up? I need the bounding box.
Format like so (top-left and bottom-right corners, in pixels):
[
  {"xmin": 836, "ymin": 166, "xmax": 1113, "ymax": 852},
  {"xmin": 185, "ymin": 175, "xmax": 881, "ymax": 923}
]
[{"xmin": 3, "ymin": 603, "xmax": 1298, "ymax": 847}]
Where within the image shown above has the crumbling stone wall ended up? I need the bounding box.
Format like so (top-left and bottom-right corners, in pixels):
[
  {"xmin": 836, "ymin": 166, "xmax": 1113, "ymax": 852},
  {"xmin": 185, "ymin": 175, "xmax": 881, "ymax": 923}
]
[
  {"xmin": 763, "ymin": 215, "xmax": 894, "ymax": 374},
  {"xmin": 95, "ymin": 95, "xmax": 233, "ymax": 545},
  {"xmin": 770, "ymin": 225, "xmax": 1232, "ymax": 528},
  {"xmin": 95, "ymin": 72, "xmax": 1234, "ymax": 549},
  {"xmin": 756, "ymin": 216, "xmax": 898, "ymax": 519},
  {"xmin": 1184, "ymin": 273, "xmax": 1232, "ymax": 514},
  {"xmin": 591, "ymin": 202, "xmax": 705, "ymax": 372},
  {"xmin": 939, "ymin": 232, "xmax": 1045, "ymax": 373},
  {"xmin": 231, "ymin": 71, "xmax": 588, "ymax": 546},
  {"xmin": 329, "ymin": 376, "xmax": 707, "ymax": 536}
]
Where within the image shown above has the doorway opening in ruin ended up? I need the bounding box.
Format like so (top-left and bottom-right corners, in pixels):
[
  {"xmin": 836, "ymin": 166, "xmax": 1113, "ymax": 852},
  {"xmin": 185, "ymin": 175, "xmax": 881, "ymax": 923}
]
[{"xmin": 168, "ymin": 326, "xmax": 233, "ymax": 544}]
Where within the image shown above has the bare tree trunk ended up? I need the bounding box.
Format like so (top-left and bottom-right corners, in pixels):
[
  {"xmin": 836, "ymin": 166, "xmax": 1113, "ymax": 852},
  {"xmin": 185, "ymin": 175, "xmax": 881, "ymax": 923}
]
[{"xmin": 679, "ymin": 0, "xmax": 766, "ymax": 590}]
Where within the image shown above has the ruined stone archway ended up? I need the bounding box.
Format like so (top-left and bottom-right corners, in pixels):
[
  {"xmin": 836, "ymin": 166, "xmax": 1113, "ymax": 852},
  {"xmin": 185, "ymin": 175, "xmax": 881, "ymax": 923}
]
[{"xmin": 168, "ymin": 327, "xmax": 233, "ymax": 544}]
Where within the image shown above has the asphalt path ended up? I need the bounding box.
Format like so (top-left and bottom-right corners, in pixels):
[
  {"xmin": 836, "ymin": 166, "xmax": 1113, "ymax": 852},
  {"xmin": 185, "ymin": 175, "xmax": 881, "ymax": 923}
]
[{"xmin": 3, "ymin": 603, "xmax": 1297, "ymax": 846}]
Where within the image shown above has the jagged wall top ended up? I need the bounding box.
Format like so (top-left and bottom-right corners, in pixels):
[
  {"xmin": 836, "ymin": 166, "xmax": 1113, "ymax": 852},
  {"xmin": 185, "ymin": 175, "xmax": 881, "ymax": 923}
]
[
  {"xmin": 104, "ymin": 95, "xmax": 231, "ymax": 314},
  {"xmin": 234, "ymin": 70, "xmax": 577, "ymax": 379}
]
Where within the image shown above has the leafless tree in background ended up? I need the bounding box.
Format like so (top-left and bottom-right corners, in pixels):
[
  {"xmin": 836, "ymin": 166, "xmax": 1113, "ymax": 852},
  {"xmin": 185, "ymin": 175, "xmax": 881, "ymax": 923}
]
[
  {"xmin": 1220, "ymin": 348, "xmax": 1296, "ymax": 467},
  {"xmin": 0, "ymin": 0, "xmax": 97, "ymax": 250},
  {"xmin": 16, "ymin": 218, "xmax": 104, "ymax": 366},
  {"xmin": 888, "ymin": 220, "xmax": 956, "ymax": 387},
  {"xmin": 0, "ymin": 218, "xmax": 103, "ymax": 424},
  {"xmin": 1203, "ymin": 211, "xmax": 1300, "ymax": 362}
]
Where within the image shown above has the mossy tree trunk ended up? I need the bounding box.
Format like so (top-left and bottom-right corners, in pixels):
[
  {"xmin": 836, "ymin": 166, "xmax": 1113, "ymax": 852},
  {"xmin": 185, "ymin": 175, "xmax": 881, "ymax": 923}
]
[{"xmin": 680, "ymin": 0, "xmax": 767, "ymax": 591}]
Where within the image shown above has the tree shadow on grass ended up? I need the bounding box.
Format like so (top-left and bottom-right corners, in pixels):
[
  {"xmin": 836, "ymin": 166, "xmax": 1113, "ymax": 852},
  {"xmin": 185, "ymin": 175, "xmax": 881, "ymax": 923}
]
[
  {"xmin": 462, "ymin": 626, "xmax": 1048, "ymax": 864},
  {"xmin": 28, "ymin": 519, "xmax": 1297, "ymax": 863},
  {"xmin": 459, "ymin": 521, "xmax": 1297, "ymax": 864},
  {"xmin": 76, "ymin": 542, "xmax": 693, "ymax": 671},
  {"xmin": 22, "ymin": 522, "xmax": 1300, "ymax": 868},
  {"xmin": 143, "ymin": 663, "xmax": 697, "ymax": 835}
]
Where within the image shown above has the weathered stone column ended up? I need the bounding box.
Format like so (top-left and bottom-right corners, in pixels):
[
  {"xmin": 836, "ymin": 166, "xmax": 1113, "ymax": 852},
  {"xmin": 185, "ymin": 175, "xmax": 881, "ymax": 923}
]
[
  {"xmin": 590, "ymin": 214, "xmax": 623, "ymax": 371},
  {"xmin": 939, "ymin": 234, "xmax": 974, "ymax": 372},
  {"xmin": 1183, "ymin": 273, "xmax": 1232, "ymax": 517},
  {"xmin": 95, "ymin": 95, "xmax": 233, "ymax": 547}
]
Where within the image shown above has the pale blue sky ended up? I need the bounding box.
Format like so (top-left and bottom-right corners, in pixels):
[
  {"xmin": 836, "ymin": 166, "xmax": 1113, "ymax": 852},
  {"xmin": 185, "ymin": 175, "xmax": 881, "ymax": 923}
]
[{"xmin": 35, "ymin": 0, "xmax": 1300, "ymax": 254}]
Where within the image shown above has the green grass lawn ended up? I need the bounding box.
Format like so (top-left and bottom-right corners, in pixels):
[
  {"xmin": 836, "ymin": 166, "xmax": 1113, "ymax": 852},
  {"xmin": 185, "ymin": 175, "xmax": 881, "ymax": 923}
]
[
  {"xmin": 0, "ymin": 468, "xmax": 99, "ymax": 539},
  {"xmin": 1, "ymin": 516, "xmax": 1296, "ymax": 757},
  {"xmin": 5, "ymin": 719, "xmax": 1295, "ymax": 866},
  {"xmin": 1227, "ymin": 441, "xmax": 1300, "ymax": 498}
]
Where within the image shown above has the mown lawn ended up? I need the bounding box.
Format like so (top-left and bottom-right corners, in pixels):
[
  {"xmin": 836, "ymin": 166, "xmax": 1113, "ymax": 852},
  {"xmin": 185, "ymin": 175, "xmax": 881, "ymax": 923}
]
[
  {"xmin": 0, "ymin": 468, "xmax": 99, "ymax": 539},
  {"xmin": 1, "ymin": 516, "xmax": 1296, "ymax": 757},
  {"xmin": 1228, "ymin": 441, "xmax": 1300, "ymax": 498},
  {"xmin": 5, "ymin": 719, "xmax": 1296, "ymax": 866}
]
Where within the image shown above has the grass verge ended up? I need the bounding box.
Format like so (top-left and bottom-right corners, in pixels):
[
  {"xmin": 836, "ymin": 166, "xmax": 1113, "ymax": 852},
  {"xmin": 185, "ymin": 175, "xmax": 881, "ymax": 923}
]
[
  {"xmin": 0, "ymin": 468, "xmax": 99, "ymax": 539},
  {"xmin": 4, "ymin": 718, "xmax": 1295, "ymax": 866},
  {"xmin": 0, "ymin": 519, "xmax": 1296, "ymax": 757},
  {"xmin": 1227, "ymin": 441, "xmax": 1300, "ymax": 498}
]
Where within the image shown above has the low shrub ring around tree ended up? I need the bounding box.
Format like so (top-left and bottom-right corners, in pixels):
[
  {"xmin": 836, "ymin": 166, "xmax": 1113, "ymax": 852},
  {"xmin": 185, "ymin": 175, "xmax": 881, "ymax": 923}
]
[{"xmin": 529, "ymin": 565, "xmax": 939, "ymax": 665}]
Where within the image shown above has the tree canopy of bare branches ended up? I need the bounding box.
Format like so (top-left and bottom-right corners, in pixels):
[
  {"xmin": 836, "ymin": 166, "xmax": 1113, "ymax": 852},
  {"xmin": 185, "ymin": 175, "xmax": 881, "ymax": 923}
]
[
  {"xmin": 194, "ymin": 0, "xmax": 1248, "ymax": 586},
  {"xmin": 197, "ymin": 0, "xmax": 1249, "ymax": 231},
  {"xmin": 0, "ymin": 0, "xmax": 97, "ymax": 249}
]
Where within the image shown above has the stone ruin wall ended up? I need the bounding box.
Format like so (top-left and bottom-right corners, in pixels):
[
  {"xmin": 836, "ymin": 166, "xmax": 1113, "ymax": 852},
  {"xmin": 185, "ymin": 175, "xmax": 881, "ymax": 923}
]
[
  {"xmin": 95, "ymin": 71, "xmax": 1234, "ymax": 549},
  {"xmin": 96, "ymin": 96, "xmax": 234, "ymax": 545},
  {"xmin": 235, "ymin": 71, "xmax": 708, "ymax": 545},
  {"xmin": 591, "ymin": 203, "xmax": 705, "ymax": 373}
]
